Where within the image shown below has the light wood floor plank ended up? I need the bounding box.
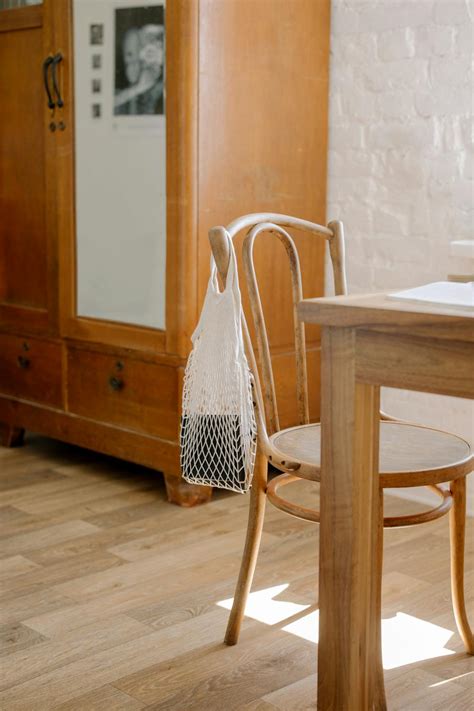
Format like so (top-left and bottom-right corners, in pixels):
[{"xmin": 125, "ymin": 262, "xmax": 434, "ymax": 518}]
[
  {"xmin": 0, "ymin": 622, "xmax": 47, "ymax": 658},
  {"xmin": 0, "ymin": 615, "xmax": 152, "ymax": 692},
  {"xmin": 55, "ymin": 685, "xmax": 146, "ymax": 710},
  {"xmin": 0, "ymin": 435, "xmax": 472, "ymax": 710},
  {"xmin": 0, "ymin": 520, "xmax": 100, "ymax": 557},
  {"xmin": 0, "ymin": 554, "xmax": 41, "ymax": 581}
]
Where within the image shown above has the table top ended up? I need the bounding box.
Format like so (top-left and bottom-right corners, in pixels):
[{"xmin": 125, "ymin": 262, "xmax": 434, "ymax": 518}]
[{"xmin": 298, "ymin": 291, "xmax": 474, "ymax": 341}]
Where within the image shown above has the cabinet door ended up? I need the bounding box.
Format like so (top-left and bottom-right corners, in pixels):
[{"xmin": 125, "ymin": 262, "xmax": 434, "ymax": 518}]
[
  {"xmin": 56, "ymin": 0, "xmax": 172, "ymax": 354},
  {"xmin": 0, "ymin": 1, "xmax": 58, "ymax": 335}
]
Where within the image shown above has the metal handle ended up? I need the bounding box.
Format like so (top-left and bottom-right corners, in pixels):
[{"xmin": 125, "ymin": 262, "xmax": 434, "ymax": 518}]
[
  {"xmin": 109, "ymin": 376, "xmax": 124, "ymax": 391},
  {"xmin": 42, "ymin": 56, "xmax": 55, "ymax": 110},
  {"xmin": 17, "ymin": 356, "xmax": 30, "ymax": 369},
  {"xmin": 51, "ymin": 53, "xmax": 64, "ymax": 108}
]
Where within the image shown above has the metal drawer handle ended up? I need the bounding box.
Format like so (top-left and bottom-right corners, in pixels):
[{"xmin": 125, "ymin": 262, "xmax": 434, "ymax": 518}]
[
  {"xmin": 17, "ymin": 356, "xmax": 30, "ymax": 369},
  {"xmin": 109, "ymin": 376, "xmax": 124, "ymax": 391}
]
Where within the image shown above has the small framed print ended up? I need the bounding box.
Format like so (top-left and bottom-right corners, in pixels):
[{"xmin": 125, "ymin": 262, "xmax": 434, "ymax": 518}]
[
  {"xmin": 114, "ymin": 5, "xmax": 165, "ymax": 117},
  {"xmin": 92, "ymin": 78, "xmax": 101, "ymax": 94},
  {"xmin": 92, "ymin": 103, "xmax": 101, "ymax": 119},
  {"xmin": 90, "ymin": 24, "xmax": 104, "ymax": 46},
  {"xmin": 92, "ymin": 53, "xmax": 102, "ymax": 70}
]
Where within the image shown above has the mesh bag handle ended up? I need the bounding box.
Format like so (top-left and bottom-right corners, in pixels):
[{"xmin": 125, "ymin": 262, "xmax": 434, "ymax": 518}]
[{"xmin": 180, "ymin": 232, "xmax": 257, "ymax": 493}]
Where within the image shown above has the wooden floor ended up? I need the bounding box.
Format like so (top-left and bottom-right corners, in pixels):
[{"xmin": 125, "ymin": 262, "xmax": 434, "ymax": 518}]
[{"xmin": 0, "ymin": 434, "xmax": 473, "ymax": 710}]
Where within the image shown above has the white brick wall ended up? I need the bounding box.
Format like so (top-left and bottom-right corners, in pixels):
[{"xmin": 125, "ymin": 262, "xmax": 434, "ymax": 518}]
[{"xmin": 327, "ymin": 0, "xmax": 474, "ymax": 513}]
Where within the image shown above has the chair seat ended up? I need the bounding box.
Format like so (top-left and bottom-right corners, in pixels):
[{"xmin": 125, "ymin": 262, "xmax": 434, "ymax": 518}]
[{"xmin": 270, "ymin": 421, "xmax": 473, "ymax": 487}]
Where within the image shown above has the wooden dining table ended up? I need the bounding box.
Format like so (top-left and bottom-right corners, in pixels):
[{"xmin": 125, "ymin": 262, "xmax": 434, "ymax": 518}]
[{"xmin": 298, "ymin": 290, "xmax": 474, "ymax": 710}]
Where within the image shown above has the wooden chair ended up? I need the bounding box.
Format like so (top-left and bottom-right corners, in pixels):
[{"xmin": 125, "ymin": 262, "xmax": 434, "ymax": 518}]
[{"xmin": 208, "ymin": 214, "xmax": 473, "ymax": 682}]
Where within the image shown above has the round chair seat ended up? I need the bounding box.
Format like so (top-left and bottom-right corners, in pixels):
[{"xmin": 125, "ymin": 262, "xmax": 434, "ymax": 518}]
[{"xmin": 270, "ymin": 421, "xmax": 473, "ymax": 487}]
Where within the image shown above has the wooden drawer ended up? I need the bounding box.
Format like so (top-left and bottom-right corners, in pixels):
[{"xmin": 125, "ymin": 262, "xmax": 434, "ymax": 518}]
[
  {"xmin": 0, "ymin": 334, "xmax": 63, "ymax": 407},
  {"xmin": 67, "ymin": 348, "xmax": 179, "ymax": 440}
]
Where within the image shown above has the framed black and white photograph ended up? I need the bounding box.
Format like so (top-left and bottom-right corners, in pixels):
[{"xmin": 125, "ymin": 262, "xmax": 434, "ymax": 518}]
[
  {"xmin": 113, "ymin": 5, "xmax": 165, "ymax": 117},
  {"xmin": 92, "ymin": 78, "xmax": 101, "ymax": 94},
  {"xmin": 90, "ymin": 23, "xmax": 104, "ymax": 46},
  {"xmin": 92, "ymin": 103, "xmax": 101, "ymax": 119},
  {"xmin": 92, "ymin": 53, "xmax": 102, "ymax": 70}
]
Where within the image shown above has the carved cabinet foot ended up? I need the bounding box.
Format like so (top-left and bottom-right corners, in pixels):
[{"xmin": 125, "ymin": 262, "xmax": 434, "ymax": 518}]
[
  {"xmin": 0, "ymin": 425, "xmax": 25, "ymax": 448},
  {"xmin": 163, "ymin": 472, "xmax": 212, "ymax": 507}
]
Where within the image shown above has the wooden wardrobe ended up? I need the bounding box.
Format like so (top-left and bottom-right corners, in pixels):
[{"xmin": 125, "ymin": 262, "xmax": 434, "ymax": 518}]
[{"xmin": 0, "ymin": 0, "xmax": 330, "ymax": 506}]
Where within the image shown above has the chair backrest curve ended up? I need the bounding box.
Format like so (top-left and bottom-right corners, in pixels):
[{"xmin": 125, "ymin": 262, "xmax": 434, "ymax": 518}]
[{"xmin": 208, "ymin": 213, "xmax": 347, "ymax": 439}]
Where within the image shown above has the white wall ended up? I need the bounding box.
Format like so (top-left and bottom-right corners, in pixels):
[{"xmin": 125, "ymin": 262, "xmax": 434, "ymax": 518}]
[{"xmin": 327, "ymin": 0, "xmax": 474, "ymax": 513}]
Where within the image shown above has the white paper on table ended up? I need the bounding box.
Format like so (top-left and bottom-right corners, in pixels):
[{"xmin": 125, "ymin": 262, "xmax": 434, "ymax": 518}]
[{"xmin": 388, "ymin": 281, "xmax": 474, "ymax": 309}]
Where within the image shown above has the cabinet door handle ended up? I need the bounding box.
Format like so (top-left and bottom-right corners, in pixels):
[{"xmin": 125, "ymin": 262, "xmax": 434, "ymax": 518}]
[
  {"xmin": 51, "ymin": 53, "xmax": 64, "ymax": 108},
  {"xmin": 109, "ymin": 376, "xmax": 124, "ymax": 391},
  {"xmin": 42, "ymin": 55, "xmax": 55, "ymax": 110},
  {"xmin": 17, "ymin": 356, "xmax": 30, "ymax": 369}
]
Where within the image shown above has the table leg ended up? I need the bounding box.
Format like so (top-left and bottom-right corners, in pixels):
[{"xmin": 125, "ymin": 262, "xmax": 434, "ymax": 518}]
[{"xmin": 318, "ymin": 327, "xmax": 384, "ymax": 710}]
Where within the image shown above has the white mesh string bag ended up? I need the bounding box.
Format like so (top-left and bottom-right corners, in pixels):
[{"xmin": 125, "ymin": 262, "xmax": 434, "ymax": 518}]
[{"xmin": 180, "ymin": 234, "xmax": 257, "ymax": 493}]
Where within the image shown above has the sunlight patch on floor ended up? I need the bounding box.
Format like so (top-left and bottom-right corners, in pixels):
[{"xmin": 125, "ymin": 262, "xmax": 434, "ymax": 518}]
[
  {"xmin": 217, "ymin": 586, "xmax": 456, "ymax": 670},
  {"xmin": 429, "ymin": 671, "xmax": 473, "ymax": 687},
  {"xmin": 217, "ymin": 584, "xmax": 310, "ymax": 625},
  {"xmin": 381, "ymin": 612, "xmax": 455, "ymax": 669}
]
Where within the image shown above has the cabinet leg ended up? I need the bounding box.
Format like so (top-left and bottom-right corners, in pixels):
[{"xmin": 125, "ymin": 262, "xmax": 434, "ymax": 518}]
[
  {"xmin": 163, "ymin": 473, "xmax": 212, "ymax": 507},
  {"xmin": 0, "ymin": 425, "xmax": 25, "ymax": 448}
]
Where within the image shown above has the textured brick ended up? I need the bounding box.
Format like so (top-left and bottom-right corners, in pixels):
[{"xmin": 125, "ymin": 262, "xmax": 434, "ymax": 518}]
[
  {"xmin": 364, "ymin": 58, "xmax": 429, "ymax": 92},
  {"xmin": 376, "ymin": 90, "xmax": 415, "ymax": 119},
  {"xmin": 329, "ymin": 124, "xmax": 364, "ymax": 149},
  {"xmin": 415, "ymin": 87, "xmax": 472, "ymax": 117},
  {"xmin": 357, "ymin": 1, "xmax": 435, "ymax": 32},
  {"xmin": 342, "ymin": 89, "xmax": 378, "ymax": 120},
  {"xmin": 434, "ymin": 116, "xmax": 463, "ymax": 151},
  {"xmin": 376, "ymin": 150, "xmax": 429, "ymax": 190},
  {"xmin": 373, "ymin": 207, "xmax": 408, "ymax": 234},
  {"xmin": 455, "ymin": 22, "xmax": 473, "ymax": 55},
  {"xmin": 434, "ymin": 0, "xmax": 470, "ymax": 25},
  {"xmin": 368, "ymin": 122, "xmax": 435, "ymax": 151},
  {"xmin": 377, "ymin": 28, "xmax": 415, "ymax": 61},
  {"xmin": 415, "ymin": 25, "xmax": 455, "ymax": 57},
  {"xmin": 330, "ymin": 3, "xmax": 360, "ymax": 34},
  {"xmin": 461, "ymin": 153, "xmax": 473, "ymax": 179},
  {"xmin": 430, "ymin": 55, "xmax": 473, "ymax": 86},
  {"xmin": 459, "ymin": 117, "xmax": 473, "ymax": 149},
  {"xmin": 327, "ymin": 1, "xmax": 473, "ymax": 488},
  {"xmin": 328, "ymin": 149, "xmax": 375, "ymax": 178}
]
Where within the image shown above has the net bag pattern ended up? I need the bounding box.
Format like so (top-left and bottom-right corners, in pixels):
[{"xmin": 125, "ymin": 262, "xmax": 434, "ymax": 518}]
[{"xmin": 180, "ymin": 234, "xmax": 257, "ymax": 493}]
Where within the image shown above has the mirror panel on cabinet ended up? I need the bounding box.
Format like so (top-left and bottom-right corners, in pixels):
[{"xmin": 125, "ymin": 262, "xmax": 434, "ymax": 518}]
[{"xmin": 73, "ymin": 0, "xmax": 166, "ymax": 329}]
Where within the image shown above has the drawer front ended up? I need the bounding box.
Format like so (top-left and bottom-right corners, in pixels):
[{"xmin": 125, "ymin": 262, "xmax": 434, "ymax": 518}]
[
  {"xmin": 67, "ymin": 348, "xmax": 179, "ymax": 440},
  {"xmin": 0, "ymin": 334, "xmax": 63, "ymax": 407}
]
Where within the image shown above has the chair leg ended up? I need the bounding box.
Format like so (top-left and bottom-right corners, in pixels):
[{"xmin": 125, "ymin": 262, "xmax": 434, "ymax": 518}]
[
  {"xmin": 373, "ymin": 489, "xmax": 387, "ymax": 710},
  {"xmin": 224, "ymin": 447, "xmax": 268, "ymax": 646},
  {"xmin": 449, "ymin": 477, "xmax": 474, "ymax": 654}
]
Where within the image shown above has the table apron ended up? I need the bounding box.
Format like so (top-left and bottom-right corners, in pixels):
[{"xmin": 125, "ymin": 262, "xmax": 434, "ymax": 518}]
[{"xmin": 355, "ymin": 330, "xmax": 474, "ymax": 399}]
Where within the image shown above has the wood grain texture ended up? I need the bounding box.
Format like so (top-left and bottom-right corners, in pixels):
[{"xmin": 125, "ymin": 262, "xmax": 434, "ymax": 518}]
[
  {"xmin": 66, "ymin": 347, "xmax": 179, "ymax": 441},
  {"xmin": 0, "ymin": 622, "xmax": 47, "ymax": 658},
  {"xmin": 56, "ymin": 685, "xmax": 145, "ymax": 711},
  {"xmin": 0, "ymin": 8, "xmax": 47, "ymax": 315},
  {"xmin": 0, "ymin": 334, "xmax": 63, "ymax": 407},
  {"xmin": 298, "ymin": 292, "xmax": 474, "ymax": 341},
  {"xmin": 356, "ymin": 329, "xmax": 474, "ymax": 399},
  {"xmin": 0, "ymin": 4, "xmax": 42, "ymax": 32},
  {"xmin": 0, "ymin": 436, "xmax": 472, "ymax": 709},
  {"xmin": 0, "ymin": 425, "xmax": 24, "ymax": 448},
  {"xmin": 318, "ymin": 327, "xmax": 381, "ymax": 709},
  {"xmin": 271, "ymin": 421, "xmax": 472, "ymax": 487},
  {"xmin": 299, "ymin": 291, "xmax": 474, "ymax": 709},
  {"xmin": 1, "ymin": 2, "xmax": 330, "ymax": 502},
  {"xmin": 0, "ymin": 397, "xmax": 181, "ymax": 476}
]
